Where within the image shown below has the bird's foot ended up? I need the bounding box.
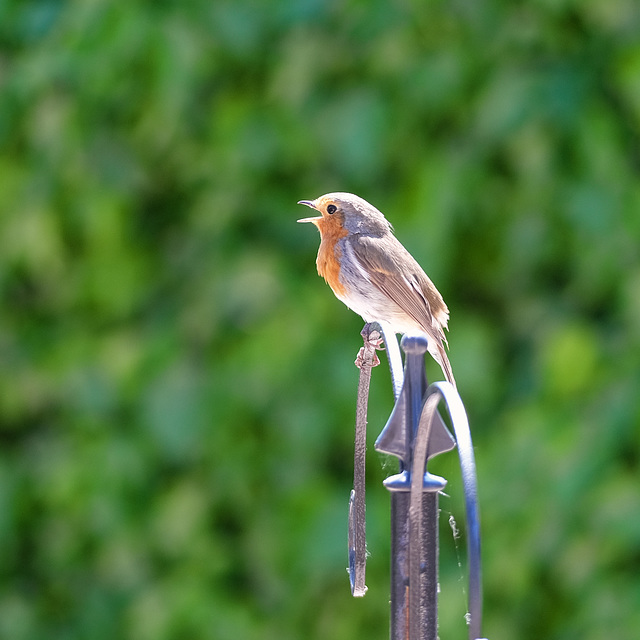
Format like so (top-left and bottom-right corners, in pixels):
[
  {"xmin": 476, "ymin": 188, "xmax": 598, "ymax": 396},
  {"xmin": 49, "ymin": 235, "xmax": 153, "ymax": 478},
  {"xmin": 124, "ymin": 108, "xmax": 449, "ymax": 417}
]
[
  {"xmin": 355, "ymin": 346, "xmax": 380, "ymax": 368},
  {"xmin": 355, "ymin": 323, "xmax": 385, "ymax": 368}
]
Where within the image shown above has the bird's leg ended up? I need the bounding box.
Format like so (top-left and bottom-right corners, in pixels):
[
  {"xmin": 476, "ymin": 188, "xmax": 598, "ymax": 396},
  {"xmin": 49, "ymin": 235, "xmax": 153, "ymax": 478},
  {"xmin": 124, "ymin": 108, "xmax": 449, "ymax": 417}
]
[{"xmin": 355, "ymin": 322, "xmax": 384, "ymax": 368}]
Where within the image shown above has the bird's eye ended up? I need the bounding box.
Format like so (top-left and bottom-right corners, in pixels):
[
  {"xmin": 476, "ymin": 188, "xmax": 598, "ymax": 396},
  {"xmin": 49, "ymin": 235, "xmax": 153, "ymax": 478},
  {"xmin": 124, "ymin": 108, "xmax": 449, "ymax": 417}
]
[{"xmin": 327, "ymin": 204, "xmax": 337, "ymax": 214}]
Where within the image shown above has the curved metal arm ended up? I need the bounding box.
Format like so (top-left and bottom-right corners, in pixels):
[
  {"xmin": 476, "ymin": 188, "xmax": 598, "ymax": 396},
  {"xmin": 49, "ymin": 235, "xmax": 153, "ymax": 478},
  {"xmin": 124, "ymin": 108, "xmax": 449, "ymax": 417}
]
[
  {"xmin": 409, "ymin": 381, "xmax": 483, "ymax": 640},
  {"xmin": 380, "ymin": 322, "xmax": 404, "ymax": 400},
  {"xmin": 347, "ymin": 324, "xmax": 382, "ymax": 597}
]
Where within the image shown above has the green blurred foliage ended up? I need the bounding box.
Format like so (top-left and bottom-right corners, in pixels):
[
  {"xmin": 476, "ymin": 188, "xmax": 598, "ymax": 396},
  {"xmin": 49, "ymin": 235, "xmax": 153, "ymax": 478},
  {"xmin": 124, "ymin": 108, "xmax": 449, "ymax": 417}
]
[{"xmin": 1, "ymin": 0, "xmax": 640, "ymax": 638}]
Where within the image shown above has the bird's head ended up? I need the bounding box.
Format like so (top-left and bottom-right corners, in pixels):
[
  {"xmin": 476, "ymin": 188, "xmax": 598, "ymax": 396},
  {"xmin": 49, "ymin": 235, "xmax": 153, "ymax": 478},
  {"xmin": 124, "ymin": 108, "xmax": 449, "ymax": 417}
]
[{"xmin": 297, "ymin": 192, "xmax": 392, "ymax": 236}]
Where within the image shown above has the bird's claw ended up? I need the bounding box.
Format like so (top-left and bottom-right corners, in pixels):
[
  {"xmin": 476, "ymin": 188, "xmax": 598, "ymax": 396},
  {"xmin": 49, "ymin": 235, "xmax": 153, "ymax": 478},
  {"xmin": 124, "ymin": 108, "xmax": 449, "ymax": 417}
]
[
  {"xmin": 355, "ymin": 347, "xmax": 381, "ymax": 369},
  {"xmin": 355, "ymin": 323, "xmax": 384, "ymax": 368}
]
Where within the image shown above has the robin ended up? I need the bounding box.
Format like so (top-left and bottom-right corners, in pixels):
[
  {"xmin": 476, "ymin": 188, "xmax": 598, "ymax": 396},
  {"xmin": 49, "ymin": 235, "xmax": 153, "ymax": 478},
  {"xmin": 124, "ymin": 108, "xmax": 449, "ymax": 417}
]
[{"xmin": 298, "ymin": 192, "xmax": 455, "ymax": 386}]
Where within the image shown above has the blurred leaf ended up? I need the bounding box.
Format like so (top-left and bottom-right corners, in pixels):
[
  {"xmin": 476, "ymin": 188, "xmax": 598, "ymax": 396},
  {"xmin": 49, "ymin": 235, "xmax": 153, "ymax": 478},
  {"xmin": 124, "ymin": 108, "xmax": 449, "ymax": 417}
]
[{"xmin": 0, "ymin": 1, "xmax": 639, "ymax": 639}]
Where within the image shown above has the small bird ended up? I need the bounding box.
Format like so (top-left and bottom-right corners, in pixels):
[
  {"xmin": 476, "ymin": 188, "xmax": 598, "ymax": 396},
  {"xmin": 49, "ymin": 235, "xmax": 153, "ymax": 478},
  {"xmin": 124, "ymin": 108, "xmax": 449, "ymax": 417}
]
[{"xmin": 298, "ymin": 192, "xmax": 455, "ymax": 386}]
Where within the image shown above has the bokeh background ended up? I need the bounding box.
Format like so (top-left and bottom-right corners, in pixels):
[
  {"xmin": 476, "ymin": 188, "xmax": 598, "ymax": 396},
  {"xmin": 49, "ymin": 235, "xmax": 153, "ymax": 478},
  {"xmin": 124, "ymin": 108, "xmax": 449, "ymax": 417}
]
[{"xmin": 2, "ymin": 1, "xmax": 640, "ymax": 638}]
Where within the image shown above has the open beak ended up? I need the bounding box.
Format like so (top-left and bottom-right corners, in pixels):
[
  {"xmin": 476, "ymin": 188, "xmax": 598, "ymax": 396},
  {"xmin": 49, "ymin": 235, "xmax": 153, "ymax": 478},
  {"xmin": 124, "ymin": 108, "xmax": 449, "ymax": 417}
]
[{"xmin": 297, "ymin": 200, "xmax": 322, "ymax": 224}]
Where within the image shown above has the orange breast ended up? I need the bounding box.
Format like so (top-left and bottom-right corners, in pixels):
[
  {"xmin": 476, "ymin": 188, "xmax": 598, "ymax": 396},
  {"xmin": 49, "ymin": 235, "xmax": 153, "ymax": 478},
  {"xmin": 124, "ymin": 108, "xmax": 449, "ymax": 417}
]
[{"xmin": 316, "ymin": 217, "xmax": 348, "ymax": 297}]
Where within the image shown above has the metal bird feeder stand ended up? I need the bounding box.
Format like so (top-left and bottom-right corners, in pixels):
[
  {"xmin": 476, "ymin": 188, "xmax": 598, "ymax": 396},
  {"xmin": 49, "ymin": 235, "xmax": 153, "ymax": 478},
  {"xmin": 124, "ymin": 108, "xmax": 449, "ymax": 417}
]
[{"xmin": 348, "ymin": 326, "xmax": 485, "ymax": 640}]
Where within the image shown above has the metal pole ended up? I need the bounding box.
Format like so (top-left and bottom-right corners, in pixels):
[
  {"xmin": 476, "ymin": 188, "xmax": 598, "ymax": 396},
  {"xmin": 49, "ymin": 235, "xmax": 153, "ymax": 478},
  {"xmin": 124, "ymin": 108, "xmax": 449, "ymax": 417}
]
[
  {"xmin": 388, "ymin": 490, "xmax": 442, "ymax": 640},
  {"xmin": 369, "ymin": 330, "xmax": 484, "ymax": 639},
  {"xmin": 378, "ymin": 334, "xmax": 451, "ymax": 640},
  {"xmin": 389, "ymin": 492, "xmax": 408, "ymax": 639}
]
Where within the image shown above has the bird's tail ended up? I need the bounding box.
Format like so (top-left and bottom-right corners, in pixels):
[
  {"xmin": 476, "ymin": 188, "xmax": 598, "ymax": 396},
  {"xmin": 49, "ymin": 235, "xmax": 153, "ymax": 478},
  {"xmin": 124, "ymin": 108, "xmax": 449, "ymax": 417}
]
[{"xmin": 432, "ymin": 342, "xmax": 456, "ymax": 388}]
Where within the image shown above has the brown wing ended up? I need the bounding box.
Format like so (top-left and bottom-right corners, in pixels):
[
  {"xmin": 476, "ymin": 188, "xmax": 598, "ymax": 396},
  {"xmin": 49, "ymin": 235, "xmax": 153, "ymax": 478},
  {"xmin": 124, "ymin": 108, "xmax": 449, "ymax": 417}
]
[
  {"xmin": 349, "ymin": 234, "xmax": 449, "ymax": 339},
  {"xmin": 350, "ymin": 234, "xmax": 456, "ymax": 385}
]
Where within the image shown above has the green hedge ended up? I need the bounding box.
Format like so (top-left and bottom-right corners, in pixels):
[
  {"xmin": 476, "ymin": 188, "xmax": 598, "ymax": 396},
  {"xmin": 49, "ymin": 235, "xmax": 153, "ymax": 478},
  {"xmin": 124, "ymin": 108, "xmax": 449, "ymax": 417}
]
[{"xmin": 1, "ymin": 1, "xmax": 639, "ymax": 638}]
